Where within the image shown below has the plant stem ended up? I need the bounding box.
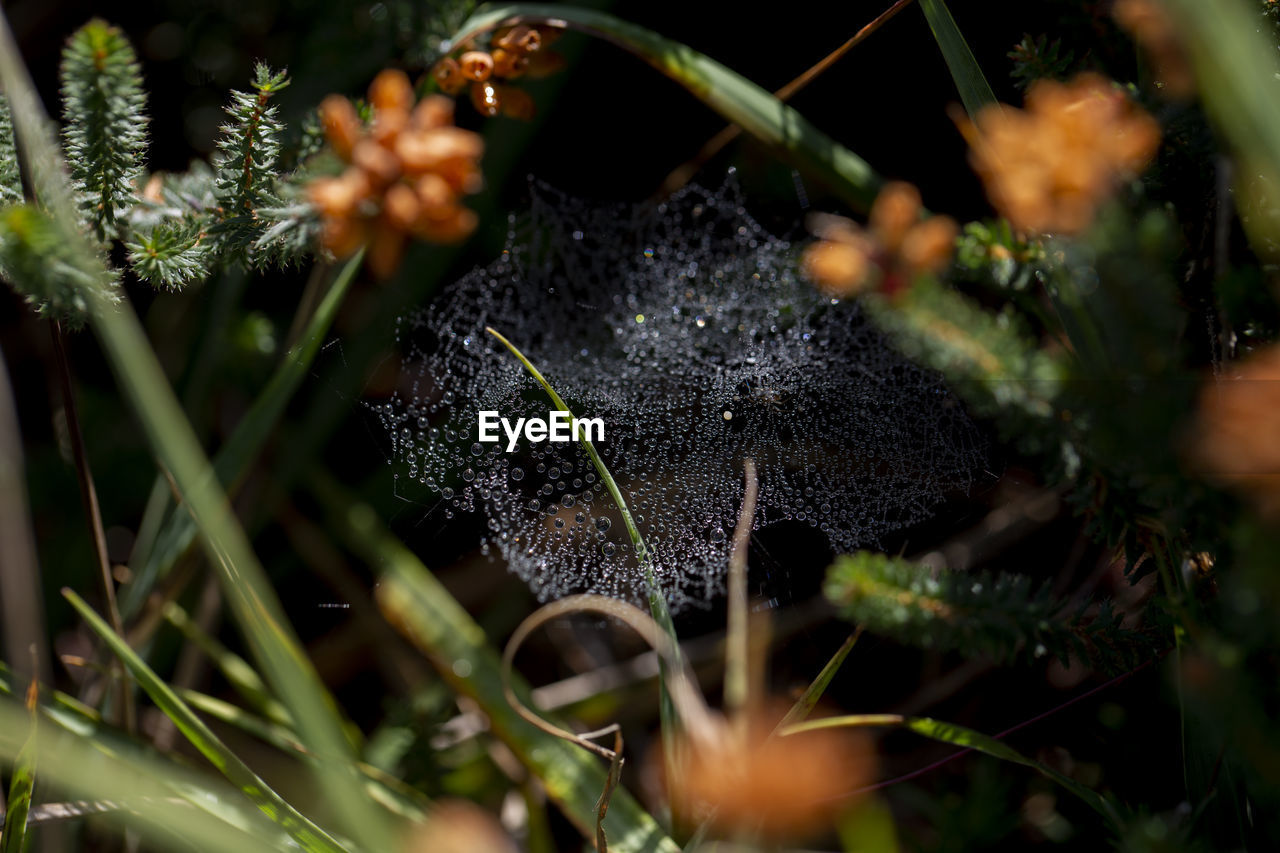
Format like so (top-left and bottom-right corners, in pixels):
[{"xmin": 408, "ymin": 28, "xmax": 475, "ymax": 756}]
[
  {"xmin": 724, "ymin": 459, "xmax": 757, "ymax": 719},
  {"xmin": 50, "ymin": 320, "xmax": 135, "ymax": 734},
  {"xmin": 657, "ymin": 0, "xmax": 915, "ymax": 197}
]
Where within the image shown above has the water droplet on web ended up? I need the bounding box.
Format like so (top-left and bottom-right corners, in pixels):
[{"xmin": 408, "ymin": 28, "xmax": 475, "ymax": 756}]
[{"xmin": 368, "ymin": 178, "xmax": 985, "ymax": 610}]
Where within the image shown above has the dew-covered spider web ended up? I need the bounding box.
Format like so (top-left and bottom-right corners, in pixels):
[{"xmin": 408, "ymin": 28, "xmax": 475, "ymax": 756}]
[{"xmin": 368, "ymin": 176, "xmax": 986, "ymax": 611}]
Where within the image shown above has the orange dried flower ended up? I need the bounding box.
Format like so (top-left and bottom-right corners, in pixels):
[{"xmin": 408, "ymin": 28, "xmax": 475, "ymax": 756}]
[
  {"xmin": 802, "ymin": 181, "xmax": 958, "ymax": 298},
  {"xmin": 308, "ymin": 69, "xmax": 483, "ymax": 278},
  {"xmin": 1114, "ymin": 0, "xmax": 1194, "ymax": 98},
  {"xmin": 431, "ymin": 57, "xmax": 467, "ymax": 95},
  {"xmin": 469, "ymin": 80, "xmax": 501, "ymax": 117},
  {"xmin": 960, "ymin": 73, "xmax": 1161, "ymax": 235},
  {"xmin": 318, "ymin": 95, "xmax": 360, "ymax": 160},
  {"xmin": 1189, "ymin": 345, "xmax": 1280, "ymax": 519},
  {"xmin": 490, "ymin": 47, "xmax": 528, "ymax": 79},
  {"xmin": 458, "ymin": 51, "xmax": 494, "ymax": 83},
  {"xmin": 401, "ymin": 800, "xmax": 516, "ymax": 853},
  {"xmin": 666, "ymin": 704, "xmax": 874, "ymax": 841},
  {"xmin": 431, "ymin": 23, "xmax": 564, "ymax": 120}
]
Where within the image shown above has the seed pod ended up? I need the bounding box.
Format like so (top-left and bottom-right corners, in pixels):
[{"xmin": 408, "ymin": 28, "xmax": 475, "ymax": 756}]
[
  {"xmin": 431, "ymin": 57, "xmax": 468, "ymax": 95},
  {"xmin": 321, "ymin": 214, "xmax": 367, "ymax": 258},
  {"xmin": 493, "ymin": 25, "xmax": 541, "ymax": 54},
  {"xmin": 869, "ymin": 182, "xmax": 922, "ymax": 253},
  {"xmin": 458, "ymin": 51, "xmax": 494, "ymax": 83},
  {"xmin": 395, "ymin": 126, "xmax": 484, "ymax": 181},
  {"xmin": 369, "ymin": 69, "xmax": 414, "ymax": 114},
  {"xmin": 491, "ymin": 48, "xmax": 528, "ymax": 79},
  {"xmin": 802, "ymin": 240, "xmax": 872, "ymax": 297},
  {"xmin": 498, "ymin": 86, "xmax": 535, "ymax": 121},
  {"xmin": 410, "ymin": 95, "xmax": 455, "ymax": 131},
  {"xmin": 319, "ymin": 95, "xmax": 361, "ymax": 160},
  {"xmin": 470, "ymin": 80, "xmax": 501, "ymax": 117},
  {"xmin": 352, "ymin": 139, "xmax": 401, "ymax": 187},
  {"xmin": 899, "ymin": 216, "xmax": 958, "ymax": 275},
  {"xmin": 383, "ymin": 182, "xmax": 422, "ymax": 231},
  {"xmin": 308, "ymin": 168, "xmax": 371, "ymax": 218}
]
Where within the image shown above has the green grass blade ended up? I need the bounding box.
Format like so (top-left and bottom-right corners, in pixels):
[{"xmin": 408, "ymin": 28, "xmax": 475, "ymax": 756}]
[
  {"xmin": 0, "ymin": 15, "xmax": 387, "ymax": 844},
  {"xmin": 0, "ymin": 694, "xmax": 289, "ymax": 853},
  {"xmin": 63, "ymin": 589, "xmax": 350, "ymax": 853},
  {"xmin": 119, "ymin": 250, "xmax": 365, "ymax": 619},
  {"xmin": 452, "ymin": 4, "xmax": 881, "ymax": 210},
  {"xmin": 1162, "ymin": 0, "xmax": 1280, "ymax": 254},
  {"xmin": 775, "ymin": 629, "xmax": 861, "ymax": 730},
  {"xmin": 311, "ymin": 472, "xmax": 681, "ymax": 853},
  {"xmin": 0, "ymin": 680, "xmax": 37, "ymax": 853},
  {"xmin": 918, "ymin": 0, "xmax": 997, "ymax": 118},
  {"xmin": 0, "ymin": 666, "xmax": 317, "ymax": 845},
  {"xmin": 781, "ymin": 714, "xmax": 1120, "ymax": 823},
  {"xmin": 484, "ymin": 327, "xmax": 685, "ymax": 769},
  {"xmin": 162, "ymin": 601, "xmax": 293, "ymax": 727},
  {"xmin": 175, "ymin": 688, "xmax": 431, "ymax": 823}
]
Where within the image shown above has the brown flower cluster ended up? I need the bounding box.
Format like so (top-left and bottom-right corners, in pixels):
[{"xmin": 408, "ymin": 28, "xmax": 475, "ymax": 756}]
[
  {"xmin": 959, "ymin": 73, "xmax": 1160, "ymax": 235},
  {"xmin": 1113, "ymin": 0, "xmax": 1194, "ymax": 98},
  {"xmin": 431, "ymin": 24, "xmax": 564, "ymax": 120},
  {"xmin": 1190, "ymin": 345, "xmax": 1280, "ymax": 520},
  {"xmin": 665, "ymin": 704, "xmax": 874, "ymax": 841},
  {"xmin": 308, "ymin": 70, "xmax": 483, "ymax": 278},
  {"xmin": 802, "ymin": 181, "xmax": 958, "ymax": 298}
]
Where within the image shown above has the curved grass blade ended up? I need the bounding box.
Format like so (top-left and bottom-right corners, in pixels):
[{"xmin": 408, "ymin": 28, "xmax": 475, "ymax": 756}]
[
  {"xmin": 0, "ymin": 679, "xmax": 37, "ymax": 853},
  {"xmin": 119, "ymin": 250, "xmax": 365, "ymax": 619},
  {"xmin": 452, "ymin": 4, "xmax": 881, "ymax": 210},
  {"xmin": 484, "ymin": 327, "xmax": 684, "ymax": 752},
  {"xmin": 780, "ymin": 713, "xmax": 1119, "ymax": 823},
  {"xmin": 311, "ymin": 472, "xmax": 681, "ymax": 853},
  {"xmin": 63, "ymin": 589, "xmax": 350, "ymax": 853},
  {"xmin": 918, "ymin": 0, "xmax": 997, "ymax": 119},
  {"xmin": 0, "ymin": 15, "xmax": 386, "ymax": 844}
]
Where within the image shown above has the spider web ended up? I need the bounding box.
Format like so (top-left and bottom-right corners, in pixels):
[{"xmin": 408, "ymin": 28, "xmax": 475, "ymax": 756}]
[{"xmin": 368, "ymin": 176, "xmax": 987, "ymax": 611}]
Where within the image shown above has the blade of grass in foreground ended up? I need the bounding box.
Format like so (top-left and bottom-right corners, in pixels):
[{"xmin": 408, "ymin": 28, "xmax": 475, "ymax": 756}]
[
  {"xmin": 0, "ymin": 666, "xmax": 350, "ymax": 845},
  {"xmin": 174, "ymin": 688, "xmax": 431, "ymax": 823},
  {"xmin": 1162, "ymin": 0, "xmax": 1280, "ymax": 255},
  {"xmin": 484, "ymin": 327, "xmax": 685, "ymax": 762},
  {"xmin": 0, "ymin": 15, "xmax": 386, "ymax": 846},
  {"xmin": 63, "ymin": 589, "xmax": 350, "ymax": 853},
  {"xmin": 780, "ymin": 713, "xmax": 1119, "ymax": 823},
  {"xmin": 0, "ymin": 679, "xmax": 37, "ymax": 853},
  {"xmin": 0, "ymin": 696, "xmax": 288, "ymax": 853},
  {"xmin": 451, "ymin": 4, "xmax": 882, "ymax": 210},
  {"xmin": 918, "ymin": 0, "xmax": 997, "ymax": 119},
  {"xmin": 311, "ymin": 471, "xmax": 680, "ymax": 853},
  {"xmin": 119, "ymin": 250, "xmax": 365, "ymax": 620}
]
